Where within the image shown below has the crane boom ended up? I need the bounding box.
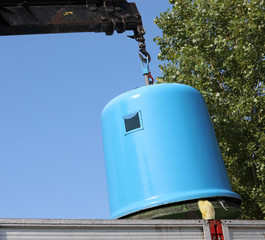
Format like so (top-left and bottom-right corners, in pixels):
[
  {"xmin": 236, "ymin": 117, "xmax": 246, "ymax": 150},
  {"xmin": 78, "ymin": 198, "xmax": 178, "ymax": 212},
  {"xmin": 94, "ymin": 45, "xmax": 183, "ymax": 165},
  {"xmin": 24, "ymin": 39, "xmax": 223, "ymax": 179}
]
[{"xmin": 0, "ymin": 0, "xmax": 143, "ymax": 37}]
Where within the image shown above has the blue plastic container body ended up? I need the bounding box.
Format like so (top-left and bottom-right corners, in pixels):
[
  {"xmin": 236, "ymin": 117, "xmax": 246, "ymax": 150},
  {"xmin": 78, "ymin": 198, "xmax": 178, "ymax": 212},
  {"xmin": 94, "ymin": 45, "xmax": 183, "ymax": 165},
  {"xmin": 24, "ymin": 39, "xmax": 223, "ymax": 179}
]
[{"xmin": 101, "ymin": 83, "xmax": 240, "ymax": 219}]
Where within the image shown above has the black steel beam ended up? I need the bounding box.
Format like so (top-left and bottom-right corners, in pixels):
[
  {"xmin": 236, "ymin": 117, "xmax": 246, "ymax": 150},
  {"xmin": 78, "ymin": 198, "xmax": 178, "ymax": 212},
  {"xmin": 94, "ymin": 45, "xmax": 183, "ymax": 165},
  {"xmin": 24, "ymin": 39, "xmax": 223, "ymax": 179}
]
[
  {"xmin": 0, "ymin": 1, "xmax": 126, "ymax": 7},
  {"xmin": 0, "ymin": 0, "xmax": 143, "ymax": 36}
]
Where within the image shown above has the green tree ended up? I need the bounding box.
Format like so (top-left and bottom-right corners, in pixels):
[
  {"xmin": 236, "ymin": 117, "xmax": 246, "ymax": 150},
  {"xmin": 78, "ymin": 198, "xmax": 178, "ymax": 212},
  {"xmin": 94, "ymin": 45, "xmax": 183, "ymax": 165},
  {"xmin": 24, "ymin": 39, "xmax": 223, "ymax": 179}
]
[{"xmin": 154, "ymin": 0, "xmax": 265, "ymax": 219}]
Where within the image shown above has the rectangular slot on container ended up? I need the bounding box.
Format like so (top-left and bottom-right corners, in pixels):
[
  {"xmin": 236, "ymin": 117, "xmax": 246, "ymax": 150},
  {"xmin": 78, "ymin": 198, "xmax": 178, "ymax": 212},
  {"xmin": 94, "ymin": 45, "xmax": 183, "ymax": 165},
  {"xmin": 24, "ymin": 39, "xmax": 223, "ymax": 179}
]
[{"xmin": 124, "ymin": 111, "xmax": 143, "ymax": 134}]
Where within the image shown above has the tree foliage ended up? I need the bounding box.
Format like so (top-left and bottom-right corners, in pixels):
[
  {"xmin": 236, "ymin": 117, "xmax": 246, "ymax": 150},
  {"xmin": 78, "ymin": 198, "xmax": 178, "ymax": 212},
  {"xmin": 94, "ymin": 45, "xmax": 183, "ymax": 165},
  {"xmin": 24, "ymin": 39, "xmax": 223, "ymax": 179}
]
[{"xmin": 154, "ymin": 0, "xmax": 265, "ymax": 219}]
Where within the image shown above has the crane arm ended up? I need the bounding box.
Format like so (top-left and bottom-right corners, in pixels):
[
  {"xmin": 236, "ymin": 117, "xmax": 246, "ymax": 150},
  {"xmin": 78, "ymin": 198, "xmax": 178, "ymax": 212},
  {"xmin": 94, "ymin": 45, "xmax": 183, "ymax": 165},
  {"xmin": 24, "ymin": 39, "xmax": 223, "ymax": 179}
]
[{"xmin": 0, "ymin": 0, "xmax": 144, "ymax": 37}]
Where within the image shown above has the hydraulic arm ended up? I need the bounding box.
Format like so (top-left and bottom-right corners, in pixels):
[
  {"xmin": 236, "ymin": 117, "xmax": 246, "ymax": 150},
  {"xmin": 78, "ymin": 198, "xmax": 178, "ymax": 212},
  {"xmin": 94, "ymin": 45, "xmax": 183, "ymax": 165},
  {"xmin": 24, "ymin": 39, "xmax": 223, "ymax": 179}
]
[
  {"xmin": 0, "ymin": 0, "xmax": 151, "ymax": 83},
  {"xmin": 0, "ymin": 0, "xmax": 142, "ymax": 36}
]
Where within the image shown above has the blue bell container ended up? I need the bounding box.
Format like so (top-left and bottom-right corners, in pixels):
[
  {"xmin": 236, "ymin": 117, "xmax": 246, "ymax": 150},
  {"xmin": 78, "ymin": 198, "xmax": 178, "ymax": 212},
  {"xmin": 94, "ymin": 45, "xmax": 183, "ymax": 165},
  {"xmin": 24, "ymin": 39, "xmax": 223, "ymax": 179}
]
[{"xmin": 101, "ymin": 83, "xmax": 240, "ymax": 219}]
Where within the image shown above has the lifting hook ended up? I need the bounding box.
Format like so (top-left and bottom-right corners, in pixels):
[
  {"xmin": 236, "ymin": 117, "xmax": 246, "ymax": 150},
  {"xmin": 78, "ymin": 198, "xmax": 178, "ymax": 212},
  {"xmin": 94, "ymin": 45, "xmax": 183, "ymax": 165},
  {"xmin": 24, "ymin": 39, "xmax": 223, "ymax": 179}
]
[
  {"xmin": 128, "ymin": 26, "xmax": 151, "ymax": 63},
  {"xmin": 129, "ymin": 25, "xmax": 153, "ymax": 86}
]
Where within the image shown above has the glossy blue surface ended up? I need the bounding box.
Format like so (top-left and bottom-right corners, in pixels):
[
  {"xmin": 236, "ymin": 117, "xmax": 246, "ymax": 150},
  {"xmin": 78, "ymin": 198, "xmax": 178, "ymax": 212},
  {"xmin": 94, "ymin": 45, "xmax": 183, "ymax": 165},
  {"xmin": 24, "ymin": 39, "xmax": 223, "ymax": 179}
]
[{"xmin": 101, "ymin": 84, "xmax": 240, "ymax": 219}]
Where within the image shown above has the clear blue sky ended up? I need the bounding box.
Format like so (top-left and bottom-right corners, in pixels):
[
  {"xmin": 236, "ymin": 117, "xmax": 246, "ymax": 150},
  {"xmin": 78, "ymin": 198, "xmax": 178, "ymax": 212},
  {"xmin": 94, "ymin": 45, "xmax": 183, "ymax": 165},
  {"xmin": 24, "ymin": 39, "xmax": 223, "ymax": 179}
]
[{"xmin": 0, "ymin": 1, "xmax": 171, "ymax": 219}]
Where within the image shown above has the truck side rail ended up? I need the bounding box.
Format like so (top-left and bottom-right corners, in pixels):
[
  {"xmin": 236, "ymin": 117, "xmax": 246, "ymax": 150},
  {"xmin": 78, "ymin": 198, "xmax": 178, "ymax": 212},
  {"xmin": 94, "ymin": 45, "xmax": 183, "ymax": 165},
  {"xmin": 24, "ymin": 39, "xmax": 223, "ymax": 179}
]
[
  {"xmin": 222, "ymin": 219, "xmax": 265, "ymax": 240},
  {"xmin": 0, "ymin": 218, "xmax": 264, "ymax": 239}
]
